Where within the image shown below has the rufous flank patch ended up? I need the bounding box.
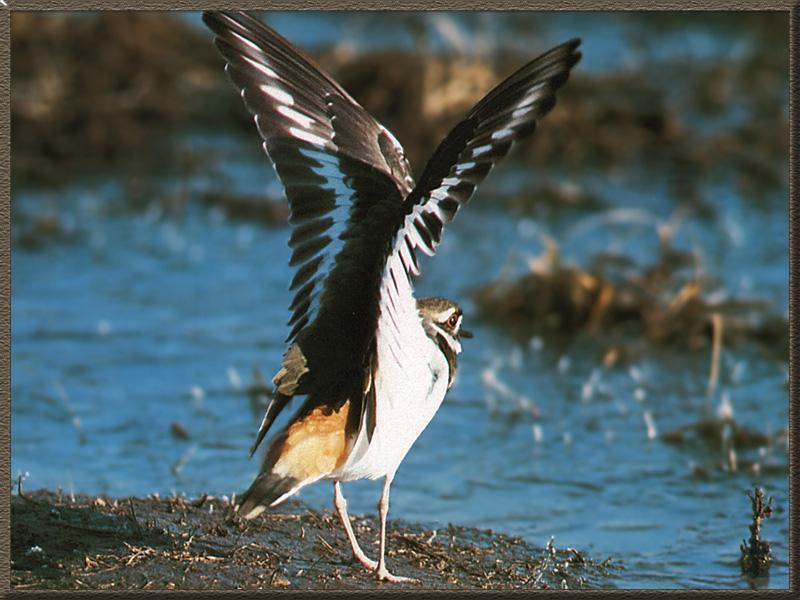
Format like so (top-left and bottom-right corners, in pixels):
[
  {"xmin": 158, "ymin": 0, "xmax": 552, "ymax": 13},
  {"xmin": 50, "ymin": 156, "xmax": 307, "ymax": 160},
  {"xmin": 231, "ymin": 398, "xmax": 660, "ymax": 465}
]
[{"xmin": 271, "ymin": 401, "xmax": 351, "ymax": 481}]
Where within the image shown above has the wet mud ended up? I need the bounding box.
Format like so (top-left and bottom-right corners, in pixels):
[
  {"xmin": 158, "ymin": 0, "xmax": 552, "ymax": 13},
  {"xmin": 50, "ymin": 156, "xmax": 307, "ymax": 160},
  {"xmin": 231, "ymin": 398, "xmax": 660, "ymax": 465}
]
[{"xmin": 12, "ymin": 489, "xmax": 617, "ymax": 590}]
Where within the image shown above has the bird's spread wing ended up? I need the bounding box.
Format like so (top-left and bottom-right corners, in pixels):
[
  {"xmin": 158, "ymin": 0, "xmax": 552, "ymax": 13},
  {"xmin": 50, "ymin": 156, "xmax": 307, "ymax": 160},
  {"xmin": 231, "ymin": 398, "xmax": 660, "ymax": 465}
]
[
  {"xmin": 399, "ymin": 38, "xmax": 582, "ymax": 270},
  {"xmin": 204, "ymin": 11, "xmax": 417, "ymax": 454},
  {"xmin": 369, "ymin": 38, "xmax": 582, "ymax": 438},
  {"xmin": 206, "ymin": 9, "xmax": 581, "ymax": 458},
  {"xmin": 204, "ymin": 11, "xmax": 414, "ymax": 345}
]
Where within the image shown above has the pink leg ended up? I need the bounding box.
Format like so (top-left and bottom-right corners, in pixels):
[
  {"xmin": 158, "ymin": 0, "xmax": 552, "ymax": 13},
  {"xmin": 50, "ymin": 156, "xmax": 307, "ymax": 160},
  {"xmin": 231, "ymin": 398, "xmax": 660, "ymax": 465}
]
[
  {"xmin": 375, "ymin": 475, "xmax": 419, "ymax": 583},
  {"xmin": 333, "ymin": 481, "xmax": 377, "ymax": 570}
]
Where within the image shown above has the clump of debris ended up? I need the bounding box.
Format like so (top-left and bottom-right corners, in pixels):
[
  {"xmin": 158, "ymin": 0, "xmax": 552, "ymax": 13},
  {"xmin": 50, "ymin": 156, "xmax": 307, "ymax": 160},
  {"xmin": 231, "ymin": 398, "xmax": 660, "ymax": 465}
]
[
  {"xmin": 12, "ymin": 489, "xmax": 619, "ymax": 590},
  {"xmin": 9, "ymin": 12, "xmax": 505, "ymax": 186},
  {"xmin": 739, "ymin": 487, "xmax": 773, "ymax": 578},
  {"xmin": 12, "ymin": 12, "xmax": 788, "ymax": 202},
  {"xmin": 472, "ymin": 227, "xmax": 786, "ymax": 354},
  {"xmin": 11, "ymin": 12, "xmax": 224, "ymax": 185}
]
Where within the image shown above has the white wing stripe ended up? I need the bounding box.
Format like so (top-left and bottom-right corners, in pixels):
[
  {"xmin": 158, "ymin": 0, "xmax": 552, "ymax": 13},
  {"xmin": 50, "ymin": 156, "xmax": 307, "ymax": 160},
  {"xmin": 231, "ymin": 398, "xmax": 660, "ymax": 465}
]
[
  {"xmin": 431, "ymin": 188, "xmax": 450, "ymax": 201},
  {"xmin": 235, "ymin": 53, "xmax": 280, "ymax": 80},
  {"xmin": 278, "ymin": 105, "xmax": 315, "ymax": 129},
  {"xmin": 259, "ymin": 84, "xmax": 294, "ymax": 105},
  {"xmin": 288, "ymin": 127, "xmax": 329, "ymax": 147},
  {"xmin": 512, "ymin": 105, "xmax": 535, "ymax": 119},
  {"xmin": 471, "ymin": 144, "xmax": 493, "ymax": 157},
  {"xmin": 428, "ymin": 202, "xmax": 447, "ymax": 222},
  {"xmin": 491, "ymin": 127, "xmax": 515, "ymax": 140},
  {"xmin": 226, "ymin": 28, "xmax": 269, "ymax": 56}
]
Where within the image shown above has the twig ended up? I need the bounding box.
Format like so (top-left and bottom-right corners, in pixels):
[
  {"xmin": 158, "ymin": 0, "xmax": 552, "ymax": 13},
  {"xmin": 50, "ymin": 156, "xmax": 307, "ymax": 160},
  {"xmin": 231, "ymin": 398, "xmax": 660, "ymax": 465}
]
[
  {"xmin": 706, "ymin": 312, "xmax": 723, "ymax": 414},
  {"xmin": 128, "ymin": 498, "xmax": 144, "ymax": 538},
  {"xmin": 395, "ymin": 534, "xmax": 450, "ymax": 560},
  {"xmin": 54, "ymin": 382, "xmax": 87, "ymax": 445},
  {"xmin": 315, "ymin": 533, "xmax": 337, "ymax": 556},
  {"xmin": 740, "ymin": 487, "xmax": 773, "ymax": 577},
  {"xmin": 16, "ymin": 474, "xmax": 40, "ymax": 505}
]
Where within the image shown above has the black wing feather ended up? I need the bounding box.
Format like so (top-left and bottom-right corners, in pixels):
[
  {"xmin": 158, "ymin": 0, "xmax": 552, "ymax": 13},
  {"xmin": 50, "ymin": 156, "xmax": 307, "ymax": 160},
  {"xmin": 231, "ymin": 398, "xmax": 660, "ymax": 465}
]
[
  {"xmin": 398, "ymin": 38, "xmax": 582, "ymax": 264},
  {"xmin": 370, "ymin": 40, "xmax": 581, "ymax": 444},
  {"xmin": 204, "ymin": 11, "xmax": 416, "ymax": 454},
  {"xmin": 204, "ymin": 11, "xmax": 415, "ymax": 350}
]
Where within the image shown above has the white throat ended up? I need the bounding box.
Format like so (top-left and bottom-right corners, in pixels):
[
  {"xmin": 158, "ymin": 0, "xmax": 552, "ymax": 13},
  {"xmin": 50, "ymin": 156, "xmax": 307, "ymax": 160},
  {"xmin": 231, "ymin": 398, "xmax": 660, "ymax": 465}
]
[{"xmin": 428, "ymin": 323, "xmax": 461, "ymax": 354}]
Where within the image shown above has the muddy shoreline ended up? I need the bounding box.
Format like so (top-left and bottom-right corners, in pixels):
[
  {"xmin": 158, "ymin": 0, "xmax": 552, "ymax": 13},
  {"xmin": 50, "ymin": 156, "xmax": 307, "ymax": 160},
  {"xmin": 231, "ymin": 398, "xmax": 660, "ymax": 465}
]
[
  {"xmin": 12, "ymin": 12, "xmax": 788, "ymax": 198},
  {"xmin": 11, "ymin": 489, "xmax": 618, "ymax": 590}
]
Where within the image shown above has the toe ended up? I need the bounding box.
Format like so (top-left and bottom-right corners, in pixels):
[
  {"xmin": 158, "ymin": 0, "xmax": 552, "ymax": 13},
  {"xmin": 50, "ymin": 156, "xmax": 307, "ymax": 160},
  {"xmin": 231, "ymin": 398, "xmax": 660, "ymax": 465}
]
[
  {"xmin": 375, "ymin": 567, "xmax": 419, "ymax": 584},
  {"xmin": 356, "ymin": 556, "xmax": 378, "ymax": 570}
]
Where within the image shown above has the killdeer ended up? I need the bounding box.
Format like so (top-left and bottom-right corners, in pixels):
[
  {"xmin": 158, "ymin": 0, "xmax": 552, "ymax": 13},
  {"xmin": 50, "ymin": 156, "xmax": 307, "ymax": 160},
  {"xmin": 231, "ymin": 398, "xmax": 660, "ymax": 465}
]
[{"xmin": 204, "ymin": 11, "xmax": 580, "ymax": 583}]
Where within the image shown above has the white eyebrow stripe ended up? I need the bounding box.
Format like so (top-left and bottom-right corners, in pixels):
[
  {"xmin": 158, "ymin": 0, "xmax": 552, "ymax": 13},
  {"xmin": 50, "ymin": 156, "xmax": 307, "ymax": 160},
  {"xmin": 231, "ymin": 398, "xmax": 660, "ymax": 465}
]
[{"xmin": 435, "ymin": 307, "xmax": 457, "ymax": 323}]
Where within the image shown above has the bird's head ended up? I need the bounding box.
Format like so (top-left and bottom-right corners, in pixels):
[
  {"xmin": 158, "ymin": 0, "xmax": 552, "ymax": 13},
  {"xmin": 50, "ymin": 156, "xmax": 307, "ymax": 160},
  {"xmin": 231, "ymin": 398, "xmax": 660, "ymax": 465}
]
[{"xmin": 417, "ymin": 296, "xmax": 473, "ymax": 355}]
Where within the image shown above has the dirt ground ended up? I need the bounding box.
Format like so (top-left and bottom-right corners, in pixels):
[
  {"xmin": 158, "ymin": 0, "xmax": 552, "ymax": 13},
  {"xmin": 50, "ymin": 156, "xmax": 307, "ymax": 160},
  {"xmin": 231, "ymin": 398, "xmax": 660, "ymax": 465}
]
[{"xmin": 11, "ymin": 489, "xmax": 618, "ymax": 590}]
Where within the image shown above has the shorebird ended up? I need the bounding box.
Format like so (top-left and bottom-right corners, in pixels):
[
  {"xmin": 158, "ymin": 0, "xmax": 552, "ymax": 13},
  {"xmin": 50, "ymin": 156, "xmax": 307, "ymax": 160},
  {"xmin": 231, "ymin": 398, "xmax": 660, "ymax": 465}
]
[{"xmin": 204, "ymin": 11, "xmax": 580, "ymax": 582}]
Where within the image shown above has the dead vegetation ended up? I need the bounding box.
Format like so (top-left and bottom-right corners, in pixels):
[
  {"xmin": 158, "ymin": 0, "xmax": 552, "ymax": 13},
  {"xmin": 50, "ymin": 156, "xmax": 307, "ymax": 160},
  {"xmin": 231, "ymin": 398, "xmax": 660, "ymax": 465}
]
[
  {"xmin": 11, "ymin": 12, "xmax": 788, "ymax": 202},
  {"xmin": 472, "ymin": 226, "xmax": 786, "ymax": 354},
  {"xmin": 662, "ymin": 415, "xmax": 788, "ymax": 480},
  {"xmin": 739, "ymin": 487, "xmax": 773, "ymax": 579},
  {"xmin": 658, "ymin": 298, "xmax": 786, "ymax": 479},
  {"xmin": 11, "ymin": 12, "xmax": 223, "ymax": 186},
  {"xmin": 11, "ymin": 489, "xmax": 617, "ymax": 590}
]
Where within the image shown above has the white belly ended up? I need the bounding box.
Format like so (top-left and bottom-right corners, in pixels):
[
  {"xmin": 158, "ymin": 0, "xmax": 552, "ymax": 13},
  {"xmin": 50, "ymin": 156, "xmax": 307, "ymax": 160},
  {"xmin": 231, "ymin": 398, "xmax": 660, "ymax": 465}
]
[
  {"xmin": 332, "ymin": 241, "xmax": 453, "ymax": 482},
  {"xmin": 333, "ymin": 336, "xmax": 450, "ymax": 481}
]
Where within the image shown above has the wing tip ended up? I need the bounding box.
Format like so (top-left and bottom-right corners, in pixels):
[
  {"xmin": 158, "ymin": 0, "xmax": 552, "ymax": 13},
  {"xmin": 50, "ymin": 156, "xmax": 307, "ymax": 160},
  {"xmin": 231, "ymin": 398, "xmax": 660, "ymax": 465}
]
[{"xmin": 202, "ymin": 10, "xmax": 236, "ymax": 34}]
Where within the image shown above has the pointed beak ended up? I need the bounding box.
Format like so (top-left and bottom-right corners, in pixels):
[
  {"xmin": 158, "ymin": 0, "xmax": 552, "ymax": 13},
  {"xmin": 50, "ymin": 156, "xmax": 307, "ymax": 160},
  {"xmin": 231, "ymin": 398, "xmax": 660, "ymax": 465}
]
[{"xmin": 459, "ymin": 328, "xmax": 474, "ymax": 339}]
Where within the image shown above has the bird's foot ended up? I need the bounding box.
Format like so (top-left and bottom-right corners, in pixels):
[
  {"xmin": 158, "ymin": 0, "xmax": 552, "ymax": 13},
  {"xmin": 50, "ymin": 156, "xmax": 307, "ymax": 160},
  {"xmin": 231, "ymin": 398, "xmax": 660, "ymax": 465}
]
[
  {"xmin": 375, "ymin": 566, "xmax": 419, "ymax": 584},
  {"xmin": 352, "ymin": 553, "xmax": 378, "ymax": 571}
]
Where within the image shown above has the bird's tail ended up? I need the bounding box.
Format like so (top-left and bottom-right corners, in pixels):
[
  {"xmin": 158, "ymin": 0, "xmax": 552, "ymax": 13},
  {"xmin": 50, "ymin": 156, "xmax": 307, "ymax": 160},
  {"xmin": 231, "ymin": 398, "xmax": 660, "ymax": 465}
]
[
  {"xmin": 236, "ymin": 470, "xmax": 300, "ymax": 519},
  {"xmin": 236, "ymin": 396, "xmax": 354, "ymax": 519}
]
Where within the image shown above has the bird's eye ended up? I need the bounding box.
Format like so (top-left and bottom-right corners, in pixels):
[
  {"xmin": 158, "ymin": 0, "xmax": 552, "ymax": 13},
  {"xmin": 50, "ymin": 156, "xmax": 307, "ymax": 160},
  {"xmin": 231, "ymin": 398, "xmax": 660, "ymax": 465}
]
[{"xmin": 447, "ymin": 314, "xmax": 459, "ymax": 328}]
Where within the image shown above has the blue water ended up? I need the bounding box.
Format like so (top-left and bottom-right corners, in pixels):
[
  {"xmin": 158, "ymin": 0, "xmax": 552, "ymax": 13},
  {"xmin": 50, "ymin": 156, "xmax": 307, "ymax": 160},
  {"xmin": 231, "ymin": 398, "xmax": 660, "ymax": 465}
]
[{"xmin": 11, "ymin": 11, "xmax": 789, "ymax": 589}]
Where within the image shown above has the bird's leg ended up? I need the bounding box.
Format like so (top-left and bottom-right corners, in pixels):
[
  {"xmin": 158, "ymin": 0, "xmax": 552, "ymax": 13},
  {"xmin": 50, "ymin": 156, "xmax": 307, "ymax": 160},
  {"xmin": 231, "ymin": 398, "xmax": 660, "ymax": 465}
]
[
  {"xmin": 333, "ymin": 481, "xmax": 377, "ymax": 570},
  {"xmin": 375, "ymin": 475, "xmax": 419, "ymax": 583}
]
